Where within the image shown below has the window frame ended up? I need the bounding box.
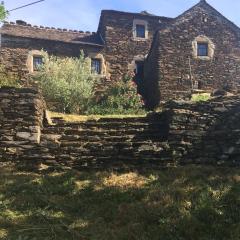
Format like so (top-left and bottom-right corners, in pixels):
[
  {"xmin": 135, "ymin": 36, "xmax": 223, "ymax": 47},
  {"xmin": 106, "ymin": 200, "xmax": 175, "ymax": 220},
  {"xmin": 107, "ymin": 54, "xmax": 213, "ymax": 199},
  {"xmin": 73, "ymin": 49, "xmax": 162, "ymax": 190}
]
[
  {"xmin": 27, "ymin": 50, "xmax": 45, "ymax": 73},
  {"xmin": 192, "ymin": 35, "xmax": 215, "ymax": 60},
  {"xmin": 91, "ymin": 58, "xmax": 101, "ymax": 75},
  {"xmin": 133, "ymin": 19, "xmax": 148, "ymax": 40},
  {"xmin": 197, "ymin": 42, "xmax": 209, "ymax": 57},
  {"xmin": 136, "ymin": 24, "xmax": 146, "ymax": 38},
  {"xmin": 33, "ymin": 55, "xmax": 44, "ymax": 71}
]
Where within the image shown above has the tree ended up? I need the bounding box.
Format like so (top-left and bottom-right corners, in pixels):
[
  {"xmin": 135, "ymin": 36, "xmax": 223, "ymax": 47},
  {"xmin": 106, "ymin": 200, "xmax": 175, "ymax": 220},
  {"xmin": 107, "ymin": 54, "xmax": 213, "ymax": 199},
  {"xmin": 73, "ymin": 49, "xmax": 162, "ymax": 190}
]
[
  {"xmin": 33, "ymin": 51, "xmax": 99, "ymax": 114},
  {"xmin": 0, "ymin": 1, "xmax": 8, "ymax": 22}
]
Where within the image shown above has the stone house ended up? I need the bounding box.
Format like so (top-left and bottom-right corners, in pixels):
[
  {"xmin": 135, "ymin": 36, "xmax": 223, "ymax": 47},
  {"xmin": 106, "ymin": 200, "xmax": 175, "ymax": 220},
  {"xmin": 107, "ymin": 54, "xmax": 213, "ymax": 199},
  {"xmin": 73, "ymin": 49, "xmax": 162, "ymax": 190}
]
[
  {"xmin": 144, "ymin": 0, "xmax": 240, "ymax": 108},
  {"xmin": 0, "ymin": 0, "xmax": 240, "ymax": 107},
  {"xmin": 0, "ymin": 9, "xmax": 171, "ymax": 86}
]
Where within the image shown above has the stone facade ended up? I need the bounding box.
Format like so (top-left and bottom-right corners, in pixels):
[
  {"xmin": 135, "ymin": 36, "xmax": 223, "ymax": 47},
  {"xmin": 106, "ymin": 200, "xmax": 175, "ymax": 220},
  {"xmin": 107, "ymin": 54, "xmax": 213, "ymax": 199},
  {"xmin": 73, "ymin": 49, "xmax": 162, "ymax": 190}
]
[
  {"xmin": 0, "ymin": 9, "xmax": 172, "ymax": 87},
  {"xmin": 144, "ymin": 0, "xmax": 240, "ymax": 108},
  {"xmin": 1, "ymin": 0, "xmax": 240, "ymax": 104},
  {"xmin": 97, "ymin": 10, "xmax": 172, "ymax": 80},
  {"xmin": 0, "ymin": 26, "xmax": 104, "ymax": 86}
]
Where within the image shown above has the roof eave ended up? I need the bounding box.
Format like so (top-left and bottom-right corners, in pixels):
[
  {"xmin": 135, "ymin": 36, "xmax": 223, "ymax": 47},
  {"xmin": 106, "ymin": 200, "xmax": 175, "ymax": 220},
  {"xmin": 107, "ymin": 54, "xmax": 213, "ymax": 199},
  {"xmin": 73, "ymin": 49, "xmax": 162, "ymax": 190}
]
[{"xmin": 1, "ymin": 33, "xmax": 104, "ymax": 47}]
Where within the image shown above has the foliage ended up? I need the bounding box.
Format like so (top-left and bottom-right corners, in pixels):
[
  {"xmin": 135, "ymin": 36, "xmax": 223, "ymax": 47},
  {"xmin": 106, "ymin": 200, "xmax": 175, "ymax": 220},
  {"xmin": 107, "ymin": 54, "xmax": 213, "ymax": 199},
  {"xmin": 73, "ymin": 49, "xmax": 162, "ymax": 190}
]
[
  {"xmin": 0, "ymin": 64, "xmax": 20, "ymax": 87},
  {"xmin": 1, "ymin": 165, "xmax": 240, "ymax": 239},
  {"xmin": 0, "ymin": 2, "xmax": 8, "ymax": 22},
  {"xmin": 33, "ymin": 51, "xmax": 99, "ymax": 114},
  {"xmin": 191, "ymin": 93, "xmax": 211, "ymax": 102},
  {"xmin": 88, "ymin": 75, "xmax": 145, "ymax": 115}
]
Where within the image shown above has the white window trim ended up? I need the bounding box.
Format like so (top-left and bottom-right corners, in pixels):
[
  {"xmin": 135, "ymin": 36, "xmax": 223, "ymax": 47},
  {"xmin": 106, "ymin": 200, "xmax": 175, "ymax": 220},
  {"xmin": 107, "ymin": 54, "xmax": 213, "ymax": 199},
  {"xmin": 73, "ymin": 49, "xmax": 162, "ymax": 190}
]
[
  {"xmin": 192, "ymin": 35, "xmax": 215, "ymax": 60},
  {"xmin": 133, "ymin": 19, "xmax": 148, "ymax": 41}
]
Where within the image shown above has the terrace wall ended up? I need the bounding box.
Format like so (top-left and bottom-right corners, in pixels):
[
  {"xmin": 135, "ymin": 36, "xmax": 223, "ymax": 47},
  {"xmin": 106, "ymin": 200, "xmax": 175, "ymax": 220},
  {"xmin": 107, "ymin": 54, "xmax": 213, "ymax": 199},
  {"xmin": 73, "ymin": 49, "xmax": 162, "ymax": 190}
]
[{"xmin": 1, "ymin": 87, "xmax": 240, "ymax": 169}]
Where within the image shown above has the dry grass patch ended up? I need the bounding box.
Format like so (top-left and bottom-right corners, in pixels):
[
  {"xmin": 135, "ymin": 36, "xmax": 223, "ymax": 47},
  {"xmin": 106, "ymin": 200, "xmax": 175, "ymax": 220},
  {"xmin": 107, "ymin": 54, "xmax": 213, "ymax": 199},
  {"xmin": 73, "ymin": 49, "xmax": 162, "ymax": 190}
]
[
  {"xmin": 0, "ymin": 165, "xmax": 240, "ymax": 240},
  {"xmin": 103, "ymin": 172, "xmax": 148, "ymax": 189}
]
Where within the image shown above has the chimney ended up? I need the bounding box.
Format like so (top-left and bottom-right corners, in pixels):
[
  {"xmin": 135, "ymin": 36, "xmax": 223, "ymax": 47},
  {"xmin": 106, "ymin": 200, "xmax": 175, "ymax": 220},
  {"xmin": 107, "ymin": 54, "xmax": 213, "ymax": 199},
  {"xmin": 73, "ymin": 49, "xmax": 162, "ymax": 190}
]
[{"xmin": 16, "ymin": 20, "xmax": 27, "ymax": 26}]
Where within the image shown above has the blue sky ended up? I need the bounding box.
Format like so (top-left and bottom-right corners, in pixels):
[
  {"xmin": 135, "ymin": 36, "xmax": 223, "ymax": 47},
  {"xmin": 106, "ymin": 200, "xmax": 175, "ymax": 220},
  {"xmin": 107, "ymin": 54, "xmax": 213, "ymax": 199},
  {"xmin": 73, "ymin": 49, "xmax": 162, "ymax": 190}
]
[{"xmin": 4, "ymin": 0, "xmax": 240, "ymax": 32}]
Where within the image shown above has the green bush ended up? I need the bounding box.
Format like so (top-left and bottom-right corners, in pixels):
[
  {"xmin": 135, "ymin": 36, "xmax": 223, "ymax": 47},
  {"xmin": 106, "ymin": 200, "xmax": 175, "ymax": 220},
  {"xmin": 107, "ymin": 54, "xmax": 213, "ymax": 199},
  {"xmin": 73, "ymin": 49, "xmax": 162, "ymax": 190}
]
[
  {"xmin": 0, "ymin": 64, "xmax": 20, "ymax": 88},
  {"xmin": 33, "ymin": 51, "xmax": 99, "ymax": 113},
  {"xmin": 87, "ymin": 75, "xmax": 145, "ymax": 115}
]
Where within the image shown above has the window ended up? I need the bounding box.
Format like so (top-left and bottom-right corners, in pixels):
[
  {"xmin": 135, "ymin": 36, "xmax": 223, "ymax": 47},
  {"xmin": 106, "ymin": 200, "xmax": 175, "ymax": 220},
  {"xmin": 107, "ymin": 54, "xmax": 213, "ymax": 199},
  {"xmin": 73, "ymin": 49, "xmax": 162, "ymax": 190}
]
[
  {"xmin": 33, "ymin": 56, "xmax": 43, "ymax": 71},
  {"xmin": 135, "ymin": 61, "xmax": 144, "ymax": 76},
  {"xmin": 193, "ymin": 36, "xmax": 215, "ymax": 60},
  {"xmin": 136, "ymin": 24, "xmax": 146, "ymax": 38},
  {"xmin": 133, "ymin": 19, "xmax": 148, "ymax": 40},
  {"xmin": 197, "ymin": 43, "xmax": 208, "ymax": 56},
  {"xmin": 91, "ymin": 58, "xmax": 101, "ymax": 74}
]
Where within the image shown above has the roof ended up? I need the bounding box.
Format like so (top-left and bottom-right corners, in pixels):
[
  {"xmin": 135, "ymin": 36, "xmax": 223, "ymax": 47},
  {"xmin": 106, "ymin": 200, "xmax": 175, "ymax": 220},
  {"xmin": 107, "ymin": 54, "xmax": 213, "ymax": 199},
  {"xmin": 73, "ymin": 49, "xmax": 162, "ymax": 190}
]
[
  {"xmin": 159, "ymin": 0, "xmax": 240, "ymax": 35},
  {"xmin": 100, "ymin": 9, "xmax": 173, "ymax": 21},
  {"xmin": 0, "ymin": 21, "xmax": 104, "ymax": 47},
  {"xmin": 146, "ymin": 0, "xmax": 240, "ymax": 64}
]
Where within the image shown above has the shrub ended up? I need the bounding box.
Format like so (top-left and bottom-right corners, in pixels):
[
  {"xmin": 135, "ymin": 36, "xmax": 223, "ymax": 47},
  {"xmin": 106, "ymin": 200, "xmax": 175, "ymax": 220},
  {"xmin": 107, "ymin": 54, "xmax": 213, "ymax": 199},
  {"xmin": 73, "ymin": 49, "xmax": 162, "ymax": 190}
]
[
  {"xmin": 33, "ymin": 51, "xmax": 99, "ymax": 113},
  {"xmin": 87, "ymin": 75, "xmax": 145, "ymax": 115},
  {"xmin": 0, "ymin": 64, "xmax": 20, "ymax": 88}
]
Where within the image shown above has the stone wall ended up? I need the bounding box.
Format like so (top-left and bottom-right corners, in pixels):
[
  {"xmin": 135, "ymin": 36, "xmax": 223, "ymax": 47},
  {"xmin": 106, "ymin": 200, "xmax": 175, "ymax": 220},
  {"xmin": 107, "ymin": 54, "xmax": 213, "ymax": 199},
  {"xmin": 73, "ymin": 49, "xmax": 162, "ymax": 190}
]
[
  {"xmin": 0, "ymin": 87, "xmax": 46, "ymax": 160},
  {"xmin": 0, "ymin": 35, "xmax": 103, "ymax": 85},
  {"xmin": 1, "ymin": 87, "xmax": 240, "ymax": 169},
  {"xmin": 165, "ymin": 96, "xmax": 240, "ymax": 166},
  {"xmin": 97, "ymin": 10, "xmax": 172, "ymax": 81},
  {"xmin": 144, "ymin": 1, "xmax": 240, "ymax": 108},
  {"xmin": 0, "ymin": 12, "xmax": 172, "ymax": 86}
]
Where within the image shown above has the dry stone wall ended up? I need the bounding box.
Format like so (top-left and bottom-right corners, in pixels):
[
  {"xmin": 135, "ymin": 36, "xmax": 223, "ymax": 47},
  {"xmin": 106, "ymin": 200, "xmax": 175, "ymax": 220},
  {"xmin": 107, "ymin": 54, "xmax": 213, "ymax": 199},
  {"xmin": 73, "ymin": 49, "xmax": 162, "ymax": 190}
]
[
  {"xmin": 0, "ymin": 87, "xmax": 46, "ymax": 160},
  {"xmin": 1, "ymin": 87, "xmax": 240, "ymax": 169},
  {"xmin": 165, "ymin": 96, "xmax": 240, "ymax": 166}
]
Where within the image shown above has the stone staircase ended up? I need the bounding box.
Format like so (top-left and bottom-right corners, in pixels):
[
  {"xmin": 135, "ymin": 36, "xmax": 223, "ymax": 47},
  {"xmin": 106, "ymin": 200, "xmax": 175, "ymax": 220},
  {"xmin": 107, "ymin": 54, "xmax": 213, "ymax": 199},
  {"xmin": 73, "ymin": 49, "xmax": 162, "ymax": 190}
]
[{"xmin": 28, "ymin": 114, "xmax": 173, "ymax": 169}]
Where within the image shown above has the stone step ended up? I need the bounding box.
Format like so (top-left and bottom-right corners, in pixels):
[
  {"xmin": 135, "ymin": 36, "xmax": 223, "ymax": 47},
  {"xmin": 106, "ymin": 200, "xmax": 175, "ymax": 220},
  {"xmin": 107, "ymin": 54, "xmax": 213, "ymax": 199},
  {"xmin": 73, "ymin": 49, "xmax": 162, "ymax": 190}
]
[
  {"xmin": 59, "ymin": 140, "xmax": 166, "ymax": 147},
  {"xmin": 42, "ymin": 125, "xmax": 165, "ymax": 135},
  {"xmin": 52, "ymin": 116, "xmax": 162, "ymax": 125}
]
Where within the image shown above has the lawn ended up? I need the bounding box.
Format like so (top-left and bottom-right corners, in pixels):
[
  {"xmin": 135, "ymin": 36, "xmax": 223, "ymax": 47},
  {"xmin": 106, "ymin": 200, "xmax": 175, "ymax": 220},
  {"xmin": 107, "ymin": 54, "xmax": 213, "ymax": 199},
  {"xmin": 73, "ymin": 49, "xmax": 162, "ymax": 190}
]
[{"xmin": 0, "ymin": 164, "xmax": 240, "ymax": 240}]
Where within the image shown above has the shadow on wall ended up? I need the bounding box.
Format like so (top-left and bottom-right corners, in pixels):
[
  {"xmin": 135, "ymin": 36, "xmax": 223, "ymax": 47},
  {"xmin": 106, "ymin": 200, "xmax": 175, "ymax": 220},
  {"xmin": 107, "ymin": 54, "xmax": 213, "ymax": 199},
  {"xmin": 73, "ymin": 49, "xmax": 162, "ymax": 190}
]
[{"xmin": 142, "ymin": 77, "xmax": 161, "ymax": 110}]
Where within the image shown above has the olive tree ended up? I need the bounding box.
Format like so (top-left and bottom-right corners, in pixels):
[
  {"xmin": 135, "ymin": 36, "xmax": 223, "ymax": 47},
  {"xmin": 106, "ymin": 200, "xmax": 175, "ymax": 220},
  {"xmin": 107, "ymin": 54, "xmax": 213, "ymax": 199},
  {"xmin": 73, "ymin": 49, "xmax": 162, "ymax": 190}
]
[{"xmin": 33, "ymin": 51, "xmax": 99, "ymax": 113}]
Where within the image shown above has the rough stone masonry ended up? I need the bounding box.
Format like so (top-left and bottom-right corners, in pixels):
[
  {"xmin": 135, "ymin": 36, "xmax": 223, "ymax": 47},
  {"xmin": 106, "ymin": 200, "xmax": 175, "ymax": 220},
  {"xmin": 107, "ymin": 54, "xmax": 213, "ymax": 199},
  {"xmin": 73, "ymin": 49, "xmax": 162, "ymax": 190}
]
[
  {"xmin": 0, "ymin": 87, "xmax": 45, "ymax": 160},
  {"xmin": 1, "ymin": 87, "xmax": 240, "ymax": 169},
  {"xmin": 2, "ymin": 1, "xmax": 240, "ymax": 107}
]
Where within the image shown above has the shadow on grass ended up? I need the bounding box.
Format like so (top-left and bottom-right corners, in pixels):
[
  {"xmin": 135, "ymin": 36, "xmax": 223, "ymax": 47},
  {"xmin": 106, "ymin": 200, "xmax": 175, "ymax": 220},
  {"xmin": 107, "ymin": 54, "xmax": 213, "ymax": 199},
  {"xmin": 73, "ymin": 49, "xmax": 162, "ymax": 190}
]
[{"xmin": 0, "ymin": 166, "xmax": 240, "ymax": 240}]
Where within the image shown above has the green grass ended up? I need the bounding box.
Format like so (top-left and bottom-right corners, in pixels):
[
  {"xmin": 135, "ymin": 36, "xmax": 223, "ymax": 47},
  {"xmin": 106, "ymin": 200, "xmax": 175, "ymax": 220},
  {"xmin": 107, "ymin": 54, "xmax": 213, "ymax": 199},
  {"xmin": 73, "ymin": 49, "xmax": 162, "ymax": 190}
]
[
  {"xmin": 49, "ymin": 111, "xmax": 146, "ymax": 122},
  {"xmin": 0, "ymin": 165, "xmax": 240, "ymax": 240},
  {"xmin": 191, "ymin": 93, "xmax": 211, "ymax": 102}
]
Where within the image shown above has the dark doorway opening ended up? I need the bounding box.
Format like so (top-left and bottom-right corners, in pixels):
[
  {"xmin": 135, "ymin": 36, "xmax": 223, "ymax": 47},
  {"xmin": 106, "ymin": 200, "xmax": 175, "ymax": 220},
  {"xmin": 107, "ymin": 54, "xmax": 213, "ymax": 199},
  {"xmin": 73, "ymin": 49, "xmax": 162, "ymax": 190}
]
[{"xmin": 134, "ymin": 60, "xmax": 144, "ymax": 96}]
